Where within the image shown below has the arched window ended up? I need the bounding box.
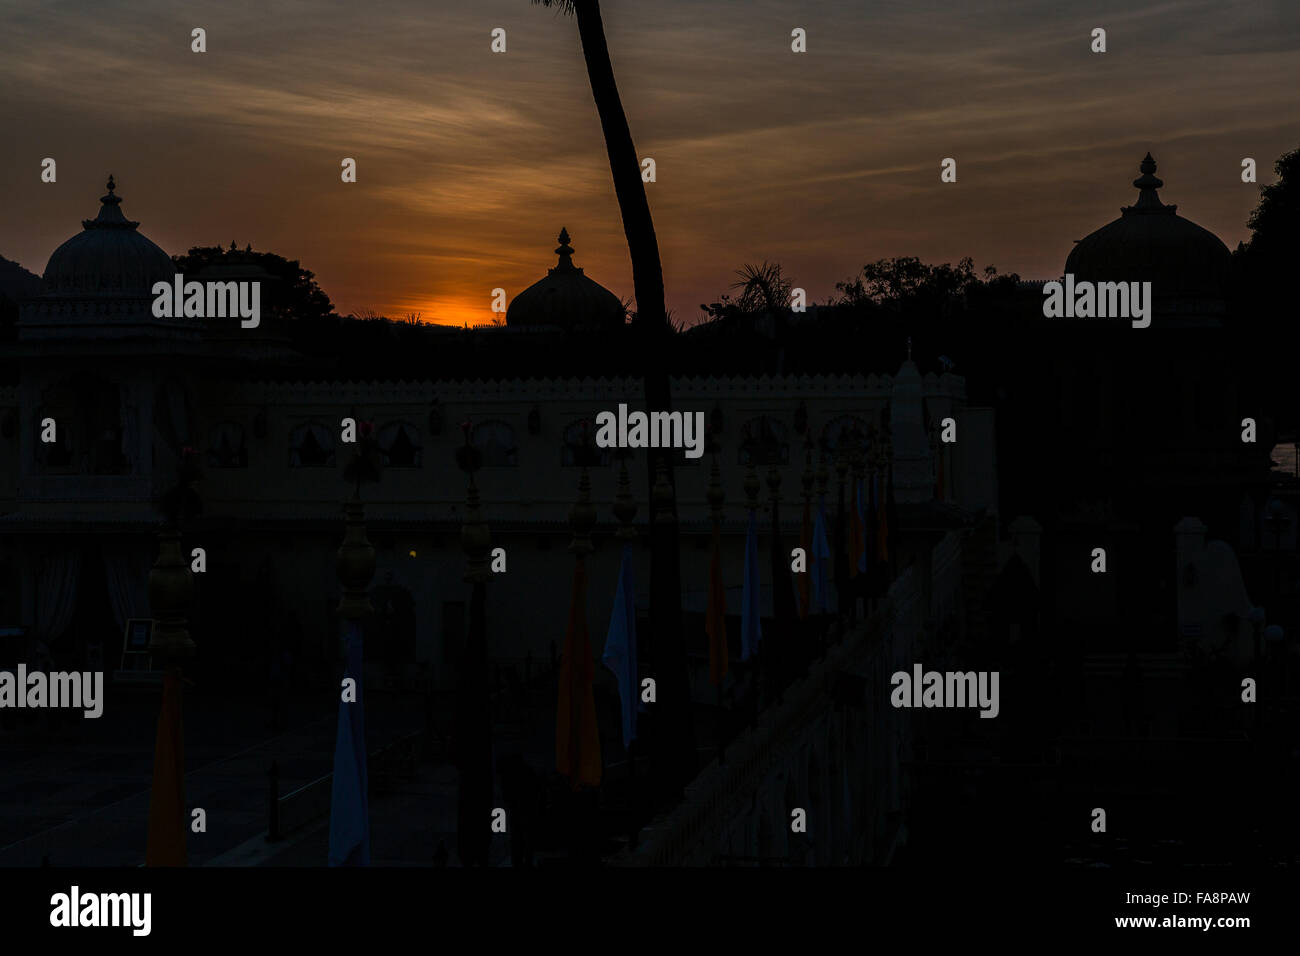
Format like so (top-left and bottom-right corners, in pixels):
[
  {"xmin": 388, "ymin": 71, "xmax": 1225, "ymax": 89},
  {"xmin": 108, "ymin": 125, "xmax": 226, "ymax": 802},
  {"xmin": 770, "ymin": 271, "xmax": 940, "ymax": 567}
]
[
  {"xmin": 207, "ymin": 422, "xmax": 248, "ymax": 468},
  {"xmin": 35, "ymin": 377, "xmax": 130, "ymax": 474},
  {"xmin": 472, "ymin": 420, "xmax": 517, "ymax": 467},
  {"xmin": 821, "ymin": 415, "xmax": 868, "ymax": 458},
  {"xmin": 377, "ymin": 421, "xmax": 422, "ymax": 468},
  {"xmin": 561, "ymin": 419, "xmax": 609, "ymax": 467},
  {"xmin": 289, "ymin": 422, "xmax": 336, "ymax": 467},
  {"xmin": 738, "ymin": 415, "xmax": 789, "ymax": 466}
]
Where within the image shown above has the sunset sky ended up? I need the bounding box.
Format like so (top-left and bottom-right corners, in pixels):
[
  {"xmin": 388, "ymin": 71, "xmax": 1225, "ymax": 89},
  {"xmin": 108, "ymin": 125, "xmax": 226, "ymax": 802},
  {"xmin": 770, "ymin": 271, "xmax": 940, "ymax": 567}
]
[{"xmin": 1, "ymin": 0, "xmax": 1297, "ymax": 326}]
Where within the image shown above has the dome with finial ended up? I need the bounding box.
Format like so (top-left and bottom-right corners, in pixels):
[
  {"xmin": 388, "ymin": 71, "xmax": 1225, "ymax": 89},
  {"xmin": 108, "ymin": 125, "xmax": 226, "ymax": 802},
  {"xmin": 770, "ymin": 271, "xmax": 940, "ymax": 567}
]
[
  {"xmin": 42, "ymin": 176, "xmax": 174, "ymax": 296},
  {"xmin": 1064, "ymin": 154, "xmax": 1230, "ymax": 319},
  {"xmin": 505, "ymin": 228, "xmax": 627, "ymax": 332}
]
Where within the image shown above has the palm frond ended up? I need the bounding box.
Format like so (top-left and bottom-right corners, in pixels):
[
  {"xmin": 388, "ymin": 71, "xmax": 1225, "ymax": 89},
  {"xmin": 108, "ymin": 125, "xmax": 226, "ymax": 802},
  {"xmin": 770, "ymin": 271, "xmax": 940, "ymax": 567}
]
[{"xmin": 532, "ymin": 0, "xmax": 577, "ymax": 14}]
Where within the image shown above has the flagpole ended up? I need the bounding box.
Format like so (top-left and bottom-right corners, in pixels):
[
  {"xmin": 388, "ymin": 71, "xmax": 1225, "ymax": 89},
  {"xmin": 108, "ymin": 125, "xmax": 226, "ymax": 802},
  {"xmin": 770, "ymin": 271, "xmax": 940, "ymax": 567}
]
[
  {"xmin": 865, "ymin": 434, "xmax": 879, "ymax": 617},
  {"xmin": 742, "ymin": 462, "xmax": 762, "ymax": 725},
  {"xmin": 706, "ymin": 450, "xmax": 727, "ymax": 764},
  {"xmin": 834, "ymin": 450, "xmax": 848, "ymax": 622},
  {"xmin": 558, "ymin": 465, "xmax": 601, "ymax": 862},
  {"xmin": 815, "ymin": 448, "xmax": 831, "ymax": 650},
  {"xmin": 885, "ymin": 439, "xmax": 899, "ymax": 582},
  {"xmin": 799, "ymin": 440, "xmax": 813, "ymax": 626},
  {"xmin": 849, "ymin": 438, "xmax": 866, "ymax": 626},
  {"xmin": 607, "ymin": 456, "xmax": 640, "ymax": 828},
  {"xmin": 767, "ymin": 465, "xmax": 789, "ymax": 704},
  {"xmin": 456, "ymin": 454, "xmax": 494, "ymax": 867},
  {"xmin": 798, "ymin": 441, "xmax": 816, "ymax": 677}
]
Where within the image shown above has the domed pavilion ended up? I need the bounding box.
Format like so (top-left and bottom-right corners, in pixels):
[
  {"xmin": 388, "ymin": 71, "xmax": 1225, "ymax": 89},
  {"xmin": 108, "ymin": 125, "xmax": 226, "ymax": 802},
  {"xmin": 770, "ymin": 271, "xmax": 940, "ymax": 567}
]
[
  {"xmin": 1065, "ymin": 154, "xmax": 1231, "ymax": 323},
  {"xmin": 506, "ymin": 228, "xmax": 626, "ymax": 332}
]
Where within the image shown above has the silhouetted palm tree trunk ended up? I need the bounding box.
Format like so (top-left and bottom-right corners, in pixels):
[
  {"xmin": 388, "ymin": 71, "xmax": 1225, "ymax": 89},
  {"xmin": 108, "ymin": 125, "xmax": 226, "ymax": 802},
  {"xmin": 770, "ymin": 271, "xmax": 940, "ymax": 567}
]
[{"xmin": 540, "ymin": 0, "xmax": 695, "ymax": 795}]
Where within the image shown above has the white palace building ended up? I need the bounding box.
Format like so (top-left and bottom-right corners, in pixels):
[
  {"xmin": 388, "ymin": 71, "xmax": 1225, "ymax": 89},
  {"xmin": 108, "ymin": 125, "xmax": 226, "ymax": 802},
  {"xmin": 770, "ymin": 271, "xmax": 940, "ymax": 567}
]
[{"xmin": 0, "ymin": 178, "xmax": 997, "ymax": 688}]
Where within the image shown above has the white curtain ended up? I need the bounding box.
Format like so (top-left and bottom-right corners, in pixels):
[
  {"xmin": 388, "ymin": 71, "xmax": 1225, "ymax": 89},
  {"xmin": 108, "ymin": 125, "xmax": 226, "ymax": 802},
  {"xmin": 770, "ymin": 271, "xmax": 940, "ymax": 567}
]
[
  {"xmin": 35, "ymin": 551, "xmax": 82, "ymax": 647},
  {"xmin": 102, "ymin": 547, "xmax": 149, "ymax": 635}
]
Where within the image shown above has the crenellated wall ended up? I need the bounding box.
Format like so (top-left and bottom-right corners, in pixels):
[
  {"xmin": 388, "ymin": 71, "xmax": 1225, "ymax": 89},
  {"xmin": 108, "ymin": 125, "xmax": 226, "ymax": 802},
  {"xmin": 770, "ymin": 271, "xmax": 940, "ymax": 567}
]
[{"xmin": 0, "ymin": 367, "xmax": 978, "ymax": 685}]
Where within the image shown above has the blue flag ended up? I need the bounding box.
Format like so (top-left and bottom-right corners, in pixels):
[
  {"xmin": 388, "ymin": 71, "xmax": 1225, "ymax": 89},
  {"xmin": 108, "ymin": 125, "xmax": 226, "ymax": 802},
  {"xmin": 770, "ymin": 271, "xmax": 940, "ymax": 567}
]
[
  {"xmin": 741, "ymin": 510, "xmax": 763, "ymax": 660},
  {"xmin": 812, "ymin": 494, "xmax": 831, "ymax": 613},
  {"xmin": 602, "ymin": 543, "xmax": 638, "ymax": 749},
  {"xmin": 328, "ymin": 620, "xmax": 369, "ymax": 866}
]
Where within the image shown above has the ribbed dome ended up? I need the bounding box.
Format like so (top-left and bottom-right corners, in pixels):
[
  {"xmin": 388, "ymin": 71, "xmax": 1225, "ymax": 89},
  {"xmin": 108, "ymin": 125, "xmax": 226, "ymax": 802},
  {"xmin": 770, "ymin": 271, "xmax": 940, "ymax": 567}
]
[
  {"xmin": 42, "ymin": 176, "xmax": 174, "ymax": 295},
  {"xmin": 506, "ymin": 229, "xmax": 626, "ymax": 332},
  {"xmin": 1065, "ymin": 154, "xmax": 1230, "ymax": 315}
]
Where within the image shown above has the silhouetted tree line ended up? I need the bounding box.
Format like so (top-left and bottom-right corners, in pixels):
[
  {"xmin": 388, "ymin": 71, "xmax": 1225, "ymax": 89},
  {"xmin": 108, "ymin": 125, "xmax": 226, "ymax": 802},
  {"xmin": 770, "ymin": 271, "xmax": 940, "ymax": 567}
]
[
  {"xmin": 3, "ymin": 148, "xmax": 1296, "ymax": 402},
  {"xmin": 0, "ymin": 254, "xmax": 40, "ymax": 346},
  {"xmin": 1231, "ymin": 147, "xmax": 1300, "ymax": 430},
  {"xmin": 173, "ymin": 243, "xmax": 336, "ymax": 323}
]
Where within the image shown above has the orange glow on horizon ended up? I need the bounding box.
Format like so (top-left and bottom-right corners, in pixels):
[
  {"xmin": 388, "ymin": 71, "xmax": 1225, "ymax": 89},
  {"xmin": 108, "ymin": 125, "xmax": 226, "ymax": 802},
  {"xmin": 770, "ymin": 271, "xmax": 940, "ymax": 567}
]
[
  {"xmin": 0, "ymin": 1, "xmax": 1283, "ymax": 333},
  {"xmin": 364, "ymin": 296, "xmax": 502, "ymax": 328}
]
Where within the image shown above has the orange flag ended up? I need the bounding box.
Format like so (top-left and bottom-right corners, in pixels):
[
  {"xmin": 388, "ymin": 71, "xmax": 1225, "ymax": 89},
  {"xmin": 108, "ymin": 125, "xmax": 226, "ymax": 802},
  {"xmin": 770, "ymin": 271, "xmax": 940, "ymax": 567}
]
[
  {"xmin": 707, "ymin": 528, "xmax": 729, "ymax": 686},
  {"xmin": 145, "ymin": 667, "xmax": 187, "ymax": 866},
  {"xmin": 798, "ymin": 498, "xmax": 812, "ymax": 618},
  {"xmin": 556, "ymin": 558, "xmax": 602, "ymax": 789}
]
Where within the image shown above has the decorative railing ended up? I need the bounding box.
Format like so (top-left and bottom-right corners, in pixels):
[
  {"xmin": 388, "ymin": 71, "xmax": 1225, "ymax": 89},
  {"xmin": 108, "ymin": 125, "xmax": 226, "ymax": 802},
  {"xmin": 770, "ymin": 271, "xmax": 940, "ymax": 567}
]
[{"xmin": 619, "ymin": 532, "xmax": 961, "ymax": 866}]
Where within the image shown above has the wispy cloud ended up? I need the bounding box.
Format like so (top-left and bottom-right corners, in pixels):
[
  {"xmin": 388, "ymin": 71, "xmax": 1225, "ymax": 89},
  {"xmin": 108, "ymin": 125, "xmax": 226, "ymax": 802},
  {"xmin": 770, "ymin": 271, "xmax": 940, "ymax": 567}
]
[{"xmin": 0, "ymin": 0, "xmax": 1296, "ymax": 323}]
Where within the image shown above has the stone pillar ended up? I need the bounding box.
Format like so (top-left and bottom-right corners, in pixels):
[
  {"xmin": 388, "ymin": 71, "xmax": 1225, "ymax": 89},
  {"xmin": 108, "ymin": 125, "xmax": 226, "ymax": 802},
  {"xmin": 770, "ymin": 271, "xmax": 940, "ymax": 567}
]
[
  {"xmin": 149, "ymin": 528, "xmax": 196, "ymax": 662},
  {"xmin": 890, "ymin": 352, "xmax": 934, "ymax": 504},
  {"xmin": 336, "ymin": 499, "xmax": 376, "ymax": 622},
  {"xmin": 145, "ymin": 525, "xmax": 195, "ymax": 867}
]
